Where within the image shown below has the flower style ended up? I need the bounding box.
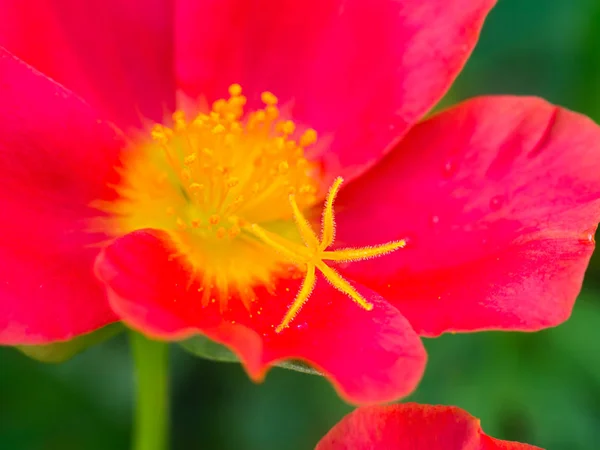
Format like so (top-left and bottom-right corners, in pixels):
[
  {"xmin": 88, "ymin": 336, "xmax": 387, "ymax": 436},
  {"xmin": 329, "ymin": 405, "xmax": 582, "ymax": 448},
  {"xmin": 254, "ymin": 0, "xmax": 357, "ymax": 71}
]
[
  {"xmin": 316, "ymin": 403, "xmax": 542, "ymax": 449},
  {"xmin": 2, "ymin": 0, "xmax": 600, "ymax": 404}
]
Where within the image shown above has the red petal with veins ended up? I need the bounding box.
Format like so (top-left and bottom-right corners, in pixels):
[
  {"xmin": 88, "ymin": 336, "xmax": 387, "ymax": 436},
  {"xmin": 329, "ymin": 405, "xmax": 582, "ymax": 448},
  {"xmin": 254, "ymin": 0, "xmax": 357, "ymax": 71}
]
[
  {"xmin": 95, "ymin": 229, "xmax": 427, "ymax": 404},
  {"xmin": 315, "ymin": 403, "xmax": 542, "ymax": 450},
  {"xmin": 175, "ymin": 0, "xmax": 496, "ymax": 181},
  {"xmin": 0, "ymin": 48, "xmax": 125, "ymax": 344},
  {"xmin": 0, "ymin": 0, "xmax": 175, "ymax": 129},
  {"xmin": 333, "ymin": 96, "xmax": 600, "ymax": 335}
]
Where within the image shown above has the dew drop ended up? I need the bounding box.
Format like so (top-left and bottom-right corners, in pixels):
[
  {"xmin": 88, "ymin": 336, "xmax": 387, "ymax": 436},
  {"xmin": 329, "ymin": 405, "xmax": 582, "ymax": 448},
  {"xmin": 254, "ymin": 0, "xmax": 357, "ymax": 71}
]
[
  {"xmin": 489, "ymin": 195, "xmax": 504, "ymax": 211},
  {"xmin": 430, "ymin": 215, "xmax": 440, "ymax": 225},
  {"xmin": 294, "ymin": 322, "xmax": 308, "ymax": 332}
]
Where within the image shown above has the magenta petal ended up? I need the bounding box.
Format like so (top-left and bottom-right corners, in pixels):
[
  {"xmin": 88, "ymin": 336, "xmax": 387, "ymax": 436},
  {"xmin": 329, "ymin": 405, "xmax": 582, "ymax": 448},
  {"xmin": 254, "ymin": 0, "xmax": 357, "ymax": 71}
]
[
  {"xmin": 0, "ymin": 48, "xmax": 124, "ymax": 344},
  {"xmin": 175, "ymin": 0, "xmax": 496, "ymax": 179},
  {"xmin": 0, "ymin": 0, "xmax": 176, "ymax": 129},
  {"xmin": 96, "ymin": 229, "xmax": 427, "ymax": 404},
  {"xmin": 334, "ymin": 96, "xmax": 600, "ymax": 335},
  {"xmin": 316, "ymin": 403, "xmax": 543, "ymax": 449}
]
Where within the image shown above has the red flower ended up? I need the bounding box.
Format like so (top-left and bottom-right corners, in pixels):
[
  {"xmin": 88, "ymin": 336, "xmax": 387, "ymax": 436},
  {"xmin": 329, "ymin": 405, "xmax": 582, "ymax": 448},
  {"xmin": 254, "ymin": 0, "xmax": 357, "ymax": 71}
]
[
  {"xmin": 1, "ymin": 0, "xmax": 599, "ymax": 404},
  {"xmin": 316, "ymin": 403, "xmax": 542, "ymax": 450}
]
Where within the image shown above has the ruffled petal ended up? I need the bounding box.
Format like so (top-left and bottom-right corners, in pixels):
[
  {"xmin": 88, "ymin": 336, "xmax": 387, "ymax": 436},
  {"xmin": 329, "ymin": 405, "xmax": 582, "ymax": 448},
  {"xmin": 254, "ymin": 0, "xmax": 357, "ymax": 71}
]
[
  {"xmin": 175, "ymin": 0, "xmax": 496, "ymax": 179},
  {"xmin": 0, "ymin": 48, "xmax": 125, "ymax": 344},
  {"xmin": 0, "ymin": 0, "xmax": 175, "ymax": 129},
  {"xmin": 315, "ymin": 403, "xmax": 542, "ymax": 449},
  {"xmin": 95, "ymin": 229, "xmax": 426, "ymax": 404},
  {"xmin": 333, "ymin": 96, "xmax": 600, "ymax": 335}
]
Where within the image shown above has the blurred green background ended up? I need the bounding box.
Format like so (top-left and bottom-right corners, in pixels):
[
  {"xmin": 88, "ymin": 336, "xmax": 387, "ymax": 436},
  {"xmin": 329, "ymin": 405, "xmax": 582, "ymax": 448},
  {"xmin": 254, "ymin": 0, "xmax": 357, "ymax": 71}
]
[{"xmin": 3, "ymin": 0, "xmax": 600, "ymax": 449}]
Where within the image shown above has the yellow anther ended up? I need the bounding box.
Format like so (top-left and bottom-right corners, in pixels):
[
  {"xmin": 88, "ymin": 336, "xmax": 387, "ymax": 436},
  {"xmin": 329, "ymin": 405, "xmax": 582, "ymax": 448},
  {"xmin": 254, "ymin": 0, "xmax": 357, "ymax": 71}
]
[
  {"xmin": 261, "ymin": 91, "xmax": 278, "ymax": 106},
  {"xmin": 278, "ymin": 120, "xmax": 296, "ymax": 135},
  {"xmin": 184, "ymin": 153, "xmax": 197, "ymax": 165},
  {"xmin": 248, "ymin": 177, "xmax": 406, "ymax": 332},
  {"xmin": 229, "ymin": 95, "xmax": 247, "ymax": 109},
  {"xmin": 226, "ymin": 177, "xmax": 240, "ymax": 188},
  {"xmin": 191, "ymin": 219, "xmax": 201, "ymax": 228},
  {"xmin": 216, "ymin": 227, "xmax": 226, "ymax": 239},
  {"xmin": 300, "ymin": 129, "xmax": 317, "ymax": 147},
  {"xmin": 229, "ymin": 225, "xmax": 241, "ymax": 238},
  {"xmin": 151, "ymin": 124, "xmax": 171, "ymax": 143},
  {"xmin": 274, "ymin": 137, "xmax": 286, "ymax": 150},
  {"xmin": 265, "ymin": 105, "xmax": 279, "ymax": 120},
  {"xmin": 209, "ymin": 214, "xmax": 220, "ymax": 225},
  {"xmin": 278, "ymin": 161, "xmax": 289, "ymax": 174},
  {"xmin": 212, "ymin": 124, "xmax": 226, "ymax": 134},
  {"xmin": 173, "ymin": 111, "xmax": 187, "ymax": 130},
  {"xmin": 189, "ymin": 183, "xmax": 204, "ymax": 193},
  {"xmin": 228, "ymin": 83, "xmax": 242, "ymax": 97},
  {"xmin": 212, "ymin": 98, "xmax": 228, "ymax": 113}
]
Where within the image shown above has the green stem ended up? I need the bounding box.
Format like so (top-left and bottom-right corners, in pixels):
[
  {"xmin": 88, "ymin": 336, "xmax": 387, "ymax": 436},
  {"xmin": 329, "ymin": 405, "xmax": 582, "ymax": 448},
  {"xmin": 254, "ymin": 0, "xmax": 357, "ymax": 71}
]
[{"xmin": 130, "ymin": 332, "xmax": 169, "ymax": 450}]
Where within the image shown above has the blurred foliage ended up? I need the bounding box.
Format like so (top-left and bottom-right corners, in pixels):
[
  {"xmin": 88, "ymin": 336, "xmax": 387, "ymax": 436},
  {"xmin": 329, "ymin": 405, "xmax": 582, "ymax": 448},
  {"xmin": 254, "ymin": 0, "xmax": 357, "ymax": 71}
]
[
  {"xmin": 16, "ymin": 324, "xmax": 123, "ymax": 364},
  {"xmin": 3, "ymin": 0, "xmax": 600, "ymax": 449}
]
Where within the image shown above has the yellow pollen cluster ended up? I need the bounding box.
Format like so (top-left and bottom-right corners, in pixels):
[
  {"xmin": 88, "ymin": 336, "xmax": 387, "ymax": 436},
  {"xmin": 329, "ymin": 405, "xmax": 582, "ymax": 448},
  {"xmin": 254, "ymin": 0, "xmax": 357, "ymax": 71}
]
[
  {"xmin": 249, "ymin": 177, "xmax": 406, "ymax": 332},
  {"xmin": 147, "ymin": 84, "xmax": 320, "ymax": 235}
]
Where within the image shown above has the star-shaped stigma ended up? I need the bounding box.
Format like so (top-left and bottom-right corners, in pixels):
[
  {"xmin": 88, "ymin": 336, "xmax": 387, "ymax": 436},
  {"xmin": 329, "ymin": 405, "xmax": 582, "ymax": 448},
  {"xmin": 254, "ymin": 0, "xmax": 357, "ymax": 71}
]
[{"xmin": 249, "ymin": 177, "xmax": 406, "ymax": 333}]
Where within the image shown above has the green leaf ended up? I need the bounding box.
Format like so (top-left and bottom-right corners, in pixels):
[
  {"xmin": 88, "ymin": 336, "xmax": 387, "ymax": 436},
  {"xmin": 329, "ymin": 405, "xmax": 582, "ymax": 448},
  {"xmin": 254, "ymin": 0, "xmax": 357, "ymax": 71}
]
[
  {"xmin": 15, "ymin": 323, "xmax": 123, "ymax": 363},
  {"xmin": 179, "ymin": 334, "xmax": 239, "ymax": 363},
  {"xmin": 179, "ymin": 335, "xmax": 321, "ymax": 376}
]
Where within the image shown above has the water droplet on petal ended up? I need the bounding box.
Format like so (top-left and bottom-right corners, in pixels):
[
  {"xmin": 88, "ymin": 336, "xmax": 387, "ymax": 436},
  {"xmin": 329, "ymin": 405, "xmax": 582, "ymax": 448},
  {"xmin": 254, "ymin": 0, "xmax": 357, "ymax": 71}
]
[
  {"xmin": 489, "ymin": 195, "xmax": 504, "ymax": 211},
  {"xmin": 430, "ymin": 215, "xmax": 440, "ymax": 225},
  {"xmin": 294, "ymin": 322, "xmax": 308, "ymax": 332}
]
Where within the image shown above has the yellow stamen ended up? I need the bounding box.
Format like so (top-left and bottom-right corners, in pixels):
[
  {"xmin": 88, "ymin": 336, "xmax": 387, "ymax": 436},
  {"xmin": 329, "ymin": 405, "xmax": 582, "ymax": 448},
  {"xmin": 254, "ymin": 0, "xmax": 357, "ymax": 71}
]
[
  {"xmin": 278, "ymin": 264, "xmax": 317, "ymax": 330},
  {"xmin": 248, "ymin": 177, "xmax": 406, "ymax": 332},
  {"xmin": 321, "ymin": 241, "xmax": 406, "ymax": 262},
  {"xmin": 289, "ymin": 194, "xmax": 320, "ymax": 250},
  {"xmin": 315, "ymin": 261, "xmax": 373, "ymax": 310},
  {"xmin": 320, "ymin": 176, "xmax": 343, "ymax": 250}
]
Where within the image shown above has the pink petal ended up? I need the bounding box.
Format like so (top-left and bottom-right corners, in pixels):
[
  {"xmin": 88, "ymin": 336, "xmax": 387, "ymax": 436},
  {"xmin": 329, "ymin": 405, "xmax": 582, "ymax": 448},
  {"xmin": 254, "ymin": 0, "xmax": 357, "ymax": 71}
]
[
  {"xmin": 96, "ymin": 229, "xmax": 427, "ymax": 404},
  {"xmin": 0, "ymin": 0, "xmax": 175, "ymax": 129},
  {"xmin": 333, "ymin": 96, "xmax": 600, "ymax": 335},
  {"xmin": 0, "ymin": 48, "xmax": 125, "ymax": 344},
  {"xmin": 316, "ymin": 403, "xmax": 543, "ymax": 449},
  {"xmin": 175, "ymin": 0, "xmax": 496, "ymax": 179}
]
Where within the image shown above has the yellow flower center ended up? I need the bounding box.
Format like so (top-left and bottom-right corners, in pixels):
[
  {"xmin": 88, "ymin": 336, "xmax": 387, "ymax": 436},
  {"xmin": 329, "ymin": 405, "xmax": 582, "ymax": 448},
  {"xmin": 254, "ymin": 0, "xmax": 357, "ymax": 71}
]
[{"xmin": 96, "ymin": 85, "xmax": 404, "ymax": 332}]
